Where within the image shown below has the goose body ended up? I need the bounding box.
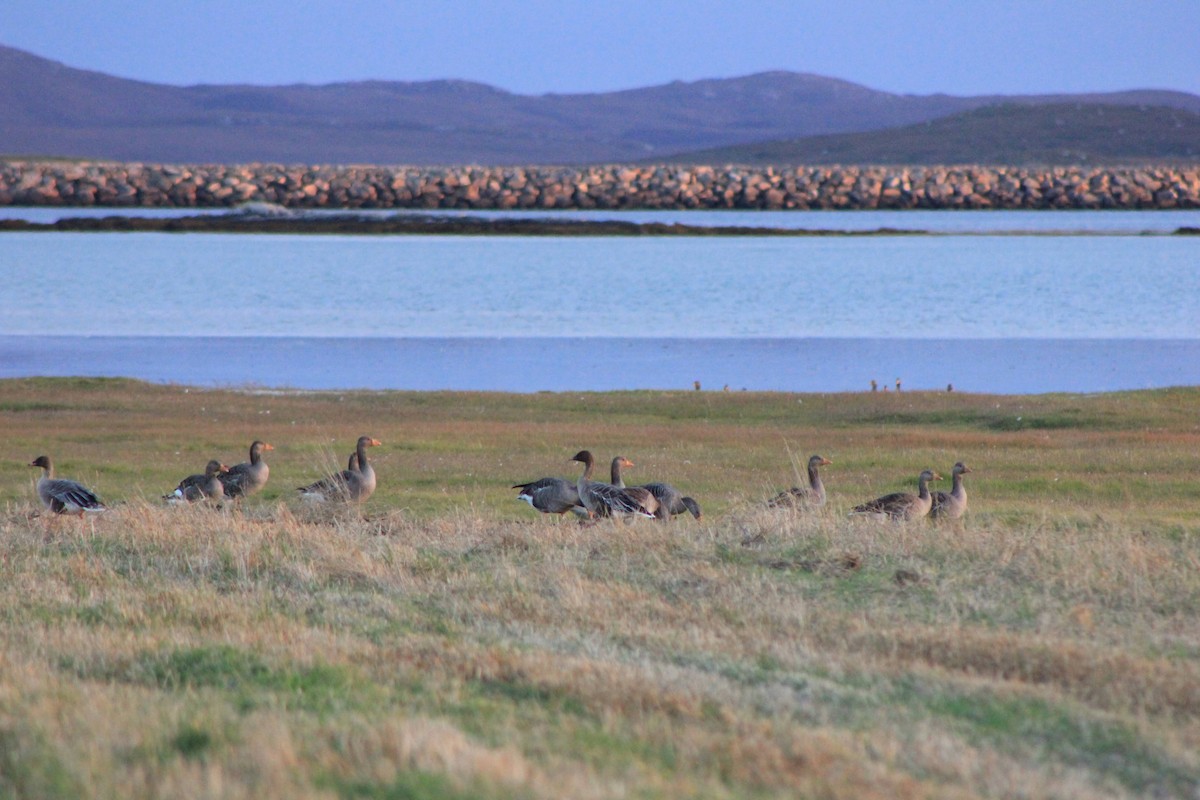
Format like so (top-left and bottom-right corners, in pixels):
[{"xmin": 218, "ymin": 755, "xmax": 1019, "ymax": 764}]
[
  {"xmin": 852, "ymin": 469, "xmax": 942, "ymax": 521},
  {"xmin": 768, "ymin": 455, "xmax": 832, "ymax": 509},
  {"xmin": 299, "ymin": 436, "xmax": 380, "ymax": 502},
  {"xmin": 29, "ymin": 455, "xmax": 106, "ymax": 515},
  {"xmin": 571, "ymin": 450, "xmax": 655, "ymax": 519},
  {"xmin": 166, "ymin": 460, "xmax": 229, "ymax": 504},
  {"xmin": 513, "ymin": 477, "xmax": 586, "ymax": 516},
  {"xmin": 930, "ymin": 462, "xmax": 972, "ymax": 520},
  {"xmin": 638, "ymin": 482, "xmax": 702, "ymax": 520},
  {"xmin": 221, "ymin": 440, "xmax": 273, "ymax": 499}
]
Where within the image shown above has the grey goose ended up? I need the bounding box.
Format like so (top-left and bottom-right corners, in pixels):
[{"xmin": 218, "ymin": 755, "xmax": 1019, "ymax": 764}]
[
  {"xmin": 852, "ymin": 468, "xmax": 942, "ymax": 521},
  {"xmin": 29, "ymin": 455, "xmax": 106, "ymax": 515},
  {"xmin": 221, "ymin": 440, "xmax": 274, "ymax": 499},
  {"xmin": 165, "ymin": 459, "xmax": 229, "ymax": 504},
  {"xmin": 298, "ymin": 436, "xmax": 381, "ymax": 502},
  {"xmin": 930, "ymin": 461, "xmax": 972, "ymax": 520},
  {"xmin": 571, "ymin": 450, "xmax": 655, "ymax": 519},
  {"xmin": 767, "ymin": 454, "xmax": 832, "ymax": 509}
]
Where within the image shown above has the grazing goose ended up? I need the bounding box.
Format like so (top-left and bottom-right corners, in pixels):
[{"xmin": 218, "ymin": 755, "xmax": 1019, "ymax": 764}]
[
  {"xmin": 638, "ymin": 482, "xmax": 702, "ymax": 520},
  {"xmin": 930, "ymin": 462, "xmax": 972, "ymax": 520},
  {"xmin": 852, "ymin": 469, "xmax": 942, "ymax": 521},
  {"xmin": 221, "ymin": 440, "xmax": 274, "ymax": 499},
  {"xmin": 28, "ymin": 455, "xmax": 106, "ymax": 515},
  {"xmin": 571, "ymin": 450, "xmax": 655, "ymax": 519},
  {"xmin": 512, "ymin": 477, "xmax": 586, "ymax": 516},
  {"xmin": 767, "ymin": 455, "xmax": 833, "ymax": 509},
  {"xmin": 165, "ymin": 460, "xmax": 229, "ymax": 504},
  {"xmin": 298, "ymin": 436, "xmax": 381, "ymax": 502}
]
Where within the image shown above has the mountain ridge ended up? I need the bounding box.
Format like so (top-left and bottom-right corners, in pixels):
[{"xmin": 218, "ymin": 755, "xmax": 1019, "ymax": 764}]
[{"xmin": 2, "ymin": 43, "xmax": 1199, "ymax": 165}]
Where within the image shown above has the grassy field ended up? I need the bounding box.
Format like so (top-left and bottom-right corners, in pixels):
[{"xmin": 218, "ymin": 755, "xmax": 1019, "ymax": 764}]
[{"xmin": 1, "ymin": 377, "xmax": 1198, "ymax": 799}]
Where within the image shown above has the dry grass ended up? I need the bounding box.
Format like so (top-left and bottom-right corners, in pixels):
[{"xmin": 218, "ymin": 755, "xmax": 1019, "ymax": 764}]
[{"xmin": 1, "ymin": 378, "xmax": 1198, "ymax": 799}]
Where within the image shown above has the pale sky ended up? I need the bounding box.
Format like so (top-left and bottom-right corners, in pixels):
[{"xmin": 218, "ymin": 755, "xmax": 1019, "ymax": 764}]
[{"xmin": 1, "ymin": 0, "xmax": 1198, "ymax": 96}]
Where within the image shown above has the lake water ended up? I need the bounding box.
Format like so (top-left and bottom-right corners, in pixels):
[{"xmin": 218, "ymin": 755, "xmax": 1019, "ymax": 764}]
[{"xmin": 1, "ymin": 210, "xmax": 1198, "ymax": 393}]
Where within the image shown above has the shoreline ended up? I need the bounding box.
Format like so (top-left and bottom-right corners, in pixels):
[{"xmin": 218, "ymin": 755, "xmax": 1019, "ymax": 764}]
[
  {"xmin": 4, "ymin": 335, "xmax": 1197, "ymax": 395},
  {"xmin": 0, "ymin": 213, "xmax": 921, "ymax": 236},
  {"xmin": 2, "ymin": 213, "xmax": 1197, "ymax": 236}
]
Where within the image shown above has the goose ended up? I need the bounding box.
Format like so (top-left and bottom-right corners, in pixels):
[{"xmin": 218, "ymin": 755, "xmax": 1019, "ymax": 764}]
[
  {"xmin": 299, "ymin": 450, "xmax": 360, "ymax": 501},
  {"xmin": 852, "ymin": 468, "xmax": 942, "ymax": 521},
  {"xmin": 165, "ymin": 460, "xmax": 229, "ymax": 504},
  {"xmin": 220, "ymin": 440, "xmax": 274, "ymax": 499},
  {"xmin": 28, "ymin": 455, "xmax": 106, "ymax": 515},
  {"xmin": 930, "ymin": 462, "xmax": 972, "ymax": 520},
  {"xmin": 512, "ymin": 477, "xmax": 587, "ymax": 516},
  {"xmin": 298, "ymin": 436, "xmax": 381, "ymax": 502},
  {"xmin": 767, "ymin": 455, "xmax": 833, "ymax": 509},
  {"xmin": 637, "ymin": 482, "xmax": 702, "ymax": 520},
  {"xmin": 604, "ymin": 454, "xmax": 662, "ymax": 517},
  {"xmin": 609, "ymin": 456, "xmax": 634, "ymax": 488},
  {"xmin": 571, "ymin": 450, "xmax": 655, "ymax": 519}
]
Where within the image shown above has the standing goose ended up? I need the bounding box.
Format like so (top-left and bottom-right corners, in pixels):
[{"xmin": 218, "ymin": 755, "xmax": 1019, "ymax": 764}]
[
  {"xmin": 930, "ymin": 462, "xmax": 972, "ymax": 520},
  {"xmin": 220, "ymin": 440, "xmax": 274, "ymax": 499},
  {"xmin": 165, "ymin": 460, "xmax": 229, "ymax": 504},
  {"xmin": 609, "ymin": 456, "xmax": 635, "ymax": 488},
  {"xmin": 571, "ymin": 450, "xmax": 655, "ymax": 519},
  {"xmin": 298, "ymin": 436, "xmax": 381, "ymax": 502},
  {"xmin": 512, "ymin": 477, "xmax": 586, "ymax": 516},
  {"xmin": 767, "ymin": 455, "xmax": 833, "ymax": 509},
  {"xmin": 852, "ymin": 469, "xmax": 942, "ymax": 521},
  {"xmin": 637, "ymin": 482, "xmax": 702, "ymax": 521},
  {"xmin": 607, "ymin": 455, "xmax": 661, "ymax": 518},
  {"xmin": 29, "ymin": 455, "xmax": 106, "ymax": 515}
]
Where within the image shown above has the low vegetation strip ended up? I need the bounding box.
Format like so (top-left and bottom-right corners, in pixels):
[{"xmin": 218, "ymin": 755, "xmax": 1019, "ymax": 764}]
[
  {"xmin": 2, "ymin": 160, "xmax": 1198, "ymax": 210},
  {"xmin": 1, "ymin": 379, "xmax": 1198, "ymax": 798}
]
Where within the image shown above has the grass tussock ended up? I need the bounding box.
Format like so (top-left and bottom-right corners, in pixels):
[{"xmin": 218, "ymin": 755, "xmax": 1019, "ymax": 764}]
[{"xmin": 1, "ymin": 379, "xmax": 1199, "ymax": 798}]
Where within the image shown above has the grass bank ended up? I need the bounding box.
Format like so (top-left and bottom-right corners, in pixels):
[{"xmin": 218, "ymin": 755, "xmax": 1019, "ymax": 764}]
[{"xmin": 1, "ymin": 378, "xmax": 1198, "ymax": 798}]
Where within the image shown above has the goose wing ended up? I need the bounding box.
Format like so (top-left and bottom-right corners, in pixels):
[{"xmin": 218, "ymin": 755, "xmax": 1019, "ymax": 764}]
[
  {"xmin": 514, "ymin": 477, "xmax": 582, "ymax": 514},
  {"xmin": 298, "ymin": 469, "xmax": 353, "ymax": 500},
  {"xmin": 221, "ymin": 462, "xmax": 268, "ymax": 498},
  {"xmin": 767, "ymin": 486, "xmax": 816, "ymax": 508},
  {"xmin": 167, "ymin": 472, "xmax": 207, "ymax": 502},
  {"xmin": 585, "ymin": 481, "xmax": 655, "ymax": 518},
  {"xmin": 43, "ymin": 478, "xmax": 105, "ymax": 513},
  {"xmin": 853, "ymin": 491, "xmax": 915, "ymax": 518}
]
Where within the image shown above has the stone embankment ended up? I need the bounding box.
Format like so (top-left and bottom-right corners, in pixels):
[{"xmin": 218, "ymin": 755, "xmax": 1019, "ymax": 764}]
[{"xmin": 2, "ymin": 161, "xmax": 1198, "ymax": 210}]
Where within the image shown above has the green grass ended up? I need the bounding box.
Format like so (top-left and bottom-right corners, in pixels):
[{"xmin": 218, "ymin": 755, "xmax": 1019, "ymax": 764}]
[{"xmin": 1, "ymin": 379, "xmax": 1199, "ymax": 799}]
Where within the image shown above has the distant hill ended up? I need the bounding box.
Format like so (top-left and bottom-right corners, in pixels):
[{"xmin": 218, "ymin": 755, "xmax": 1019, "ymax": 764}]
[
  {"xmin": 659, "ymin": 103, "xmax": 1200, "ymax": 166},
  {"xmin": 2, "ymin": 43, "xmax": 1200, "ymax": 165}
]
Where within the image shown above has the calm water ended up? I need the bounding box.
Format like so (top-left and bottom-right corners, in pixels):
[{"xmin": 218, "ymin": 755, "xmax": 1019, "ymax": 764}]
[{"xmin": 1, "ymin": 218, "xmax": 1198, "ymax": 392}]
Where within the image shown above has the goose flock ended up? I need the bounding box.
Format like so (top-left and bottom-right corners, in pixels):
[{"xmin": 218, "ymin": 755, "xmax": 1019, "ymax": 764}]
[
  {"xmin": 27, "ymin": 436, "xmax": 971, "ymax": 526},
  {"xmin": 28, "ymin": 437, "xmax": 380, "ymax": 517}
]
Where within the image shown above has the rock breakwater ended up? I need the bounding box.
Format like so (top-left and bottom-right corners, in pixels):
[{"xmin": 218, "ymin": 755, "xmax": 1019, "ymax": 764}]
[{"xmin": 2, "ymin": 161, "xmax": 1198, "ymax": 210}]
